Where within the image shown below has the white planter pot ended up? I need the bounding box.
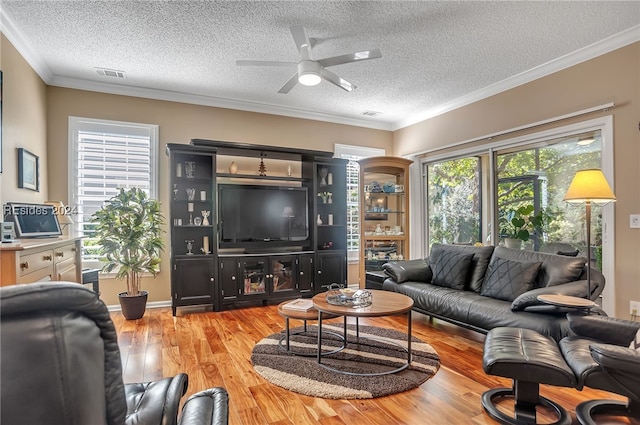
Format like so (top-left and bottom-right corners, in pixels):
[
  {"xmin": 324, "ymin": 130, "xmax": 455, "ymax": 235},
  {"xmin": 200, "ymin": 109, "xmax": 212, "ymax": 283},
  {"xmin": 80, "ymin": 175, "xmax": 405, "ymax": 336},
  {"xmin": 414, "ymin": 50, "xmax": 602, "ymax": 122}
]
[{"xmin": 505, "ymin": 238, "xmax": 523, "ymax": 250}]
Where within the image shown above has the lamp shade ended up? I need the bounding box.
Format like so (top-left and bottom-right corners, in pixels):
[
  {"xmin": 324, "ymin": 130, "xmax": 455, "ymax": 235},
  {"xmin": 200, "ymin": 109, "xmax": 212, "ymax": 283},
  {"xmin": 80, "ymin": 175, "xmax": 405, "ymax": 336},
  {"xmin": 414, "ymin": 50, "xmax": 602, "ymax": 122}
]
[{"xmin": 563, "ymin": 169, "xmax": 616, "ymax": 205}]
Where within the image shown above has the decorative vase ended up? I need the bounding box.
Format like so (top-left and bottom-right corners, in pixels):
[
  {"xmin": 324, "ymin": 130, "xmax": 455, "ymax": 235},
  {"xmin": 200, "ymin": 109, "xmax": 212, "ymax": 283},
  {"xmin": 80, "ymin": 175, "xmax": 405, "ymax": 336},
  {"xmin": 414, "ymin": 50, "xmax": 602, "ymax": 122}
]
[
  {"xmin": 184, "ymin": 161, "xmax": 196, "ymax": 179},
  {"xmin": 505, "ymin": 238, "xmax": 523, "ymax": 250},
  {"xmin": 317, "ymin": 214, "xmax": 323, "ymax": 225},
  {"xmin": 229, "ymin": 161, "xmax": 238, "ymax": 174},
  {"xmin": 319, "ymin": 167, "xmax": 328, "ymax": 186}
]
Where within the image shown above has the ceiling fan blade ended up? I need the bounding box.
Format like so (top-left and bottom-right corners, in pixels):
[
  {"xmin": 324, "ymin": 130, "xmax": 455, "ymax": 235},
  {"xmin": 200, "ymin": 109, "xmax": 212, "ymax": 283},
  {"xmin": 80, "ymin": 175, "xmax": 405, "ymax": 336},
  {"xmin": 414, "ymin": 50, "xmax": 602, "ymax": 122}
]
[
  {"xmin": 236, "ymin": 60, "xmax": 296, "ymax": 67},
  {"xmin": 320, "ymin": 68, "xmax": 356, "ymax": 92},
  {"xmin": 290, "ymin": 25, "xmax": 312, "ymax": 60},
  {"xmin": 277, "ymin": 73, "xmax": 299, "ymax": 94},
  {"xmin": 317, "ymin": 49, "xmax": 382, "ymax": 68}
]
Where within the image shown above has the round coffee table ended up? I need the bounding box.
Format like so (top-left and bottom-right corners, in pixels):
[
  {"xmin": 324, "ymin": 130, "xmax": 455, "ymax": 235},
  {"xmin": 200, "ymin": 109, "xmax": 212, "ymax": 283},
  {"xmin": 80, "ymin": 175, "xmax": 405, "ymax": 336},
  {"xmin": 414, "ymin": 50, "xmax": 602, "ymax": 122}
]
[
  {"xmin": 311, "ymin": 289, "xmax": 414, "ymax": 376},
  {"xmin": 277, "ymin": 301, "xmax": 345, "ymax": 357}
]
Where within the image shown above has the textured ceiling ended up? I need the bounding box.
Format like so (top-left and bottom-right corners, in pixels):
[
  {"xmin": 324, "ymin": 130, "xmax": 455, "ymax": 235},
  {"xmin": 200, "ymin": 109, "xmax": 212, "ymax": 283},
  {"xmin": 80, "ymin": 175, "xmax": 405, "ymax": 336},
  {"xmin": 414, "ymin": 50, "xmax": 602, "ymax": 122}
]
[{"xmin": 2, "ymin": 1, "xmax": 639, "ymax": 130}]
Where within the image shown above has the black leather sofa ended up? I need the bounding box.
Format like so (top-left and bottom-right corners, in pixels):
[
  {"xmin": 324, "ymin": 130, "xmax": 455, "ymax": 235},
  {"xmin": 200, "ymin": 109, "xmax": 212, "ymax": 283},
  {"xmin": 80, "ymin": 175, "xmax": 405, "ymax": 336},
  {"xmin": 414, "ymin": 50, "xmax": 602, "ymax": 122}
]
[
  {"xmin": 0, "ymin": 282, "xmax": 229, "ymax": 425},
  {"xmin": 378, "ymin": 244, "xmax": 605, "ymax": 341}
]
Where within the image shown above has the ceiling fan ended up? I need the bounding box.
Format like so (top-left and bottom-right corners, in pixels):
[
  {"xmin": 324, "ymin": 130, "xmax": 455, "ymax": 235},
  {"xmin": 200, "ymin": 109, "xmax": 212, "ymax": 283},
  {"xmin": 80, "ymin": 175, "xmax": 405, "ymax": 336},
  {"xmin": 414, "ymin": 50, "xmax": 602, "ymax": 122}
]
[{"xmin": 236, "ymin": 25, "xmax": 382, "ymax": 94}]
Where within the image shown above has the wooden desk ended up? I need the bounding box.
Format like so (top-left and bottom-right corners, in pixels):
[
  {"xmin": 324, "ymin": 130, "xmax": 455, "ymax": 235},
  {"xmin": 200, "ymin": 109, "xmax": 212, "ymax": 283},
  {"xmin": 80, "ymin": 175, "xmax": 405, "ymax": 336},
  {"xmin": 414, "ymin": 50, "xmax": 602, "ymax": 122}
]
[{"xmin": 0, "ymin": 237, "xmax": 82, "ymax": 286}]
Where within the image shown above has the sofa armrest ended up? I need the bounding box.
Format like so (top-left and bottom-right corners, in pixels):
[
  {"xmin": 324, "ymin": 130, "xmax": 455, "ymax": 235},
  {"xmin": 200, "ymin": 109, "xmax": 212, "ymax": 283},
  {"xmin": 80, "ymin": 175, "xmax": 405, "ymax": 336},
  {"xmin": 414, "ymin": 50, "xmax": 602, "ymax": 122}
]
[
  {"xmin": 179, "ymin": 387, "xmax": 229, "ymax": 425},
  {"xmin": 382, "ymin": 259, "xmax": 431, "ymax": 284},
  {"xmin": 510, "ymin": 279, "xmax": 589, "ymax": 311},
  {"xmin": 567, "ymin": 314, "xmax": 640, "ymax": 346}
]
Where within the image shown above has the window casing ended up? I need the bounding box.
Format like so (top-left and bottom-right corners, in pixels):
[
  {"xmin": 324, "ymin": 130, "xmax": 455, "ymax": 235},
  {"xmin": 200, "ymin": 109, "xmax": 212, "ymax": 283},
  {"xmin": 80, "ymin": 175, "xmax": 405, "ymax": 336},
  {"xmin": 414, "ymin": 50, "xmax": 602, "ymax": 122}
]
[{"xmin": 69, "ymin": 117, "xmax": 159, "ymax": 268}]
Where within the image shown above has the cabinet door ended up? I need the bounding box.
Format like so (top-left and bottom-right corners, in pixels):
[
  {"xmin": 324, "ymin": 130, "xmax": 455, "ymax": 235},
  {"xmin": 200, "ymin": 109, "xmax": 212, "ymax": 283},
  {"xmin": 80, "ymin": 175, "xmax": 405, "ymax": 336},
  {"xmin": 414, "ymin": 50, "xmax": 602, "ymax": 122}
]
[
  {"xmin": 172, "ymin": 258, "xmax": 215, "ymax": 313},
  {"xmin": 54, "ymin": 257, "xmax": 78, "ymax": 282},
  {"xmin": 219, "ymin": 258, "xmax": 239, "ymax": 301},
  {"xmin": 297, "ymin": 254, "xmax": 314, "ymax": 294},
  {"xmin": 315, "ymin": 251, "xmax": 346, "ymax": 292},
  {"xmin": 271, "ymin": 255, "xmax": 296, "ymax": 294},
  {"xmin": 239, "ymin": 257, "xmax": 267, "ymax": 296}
]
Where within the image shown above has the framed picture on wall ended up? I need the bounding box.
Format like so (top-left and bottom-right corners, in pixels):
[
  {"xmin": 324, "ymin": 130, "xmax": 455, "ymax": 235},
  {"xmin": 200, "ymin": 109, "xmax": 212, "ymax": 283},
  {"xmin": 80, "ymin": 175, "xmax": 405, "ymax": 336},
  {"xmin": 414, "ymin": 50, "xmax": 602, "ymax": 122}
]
[{"xmin": 17, "ymin": 148, "xmax": 39, "ymax": 191}]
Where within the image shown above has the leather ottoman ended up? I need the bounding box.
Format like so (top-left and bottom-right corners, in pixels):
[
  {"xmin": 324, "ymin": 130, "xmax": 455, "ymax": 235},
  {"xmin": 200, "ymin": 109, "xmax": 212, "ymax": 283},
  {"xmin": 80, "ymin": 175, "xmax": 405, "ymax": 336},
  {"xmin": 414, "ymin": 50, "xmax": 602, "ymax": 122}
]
[{"xmin": 482, "ymin": 327, "xmax": 577, "ymax": 425}]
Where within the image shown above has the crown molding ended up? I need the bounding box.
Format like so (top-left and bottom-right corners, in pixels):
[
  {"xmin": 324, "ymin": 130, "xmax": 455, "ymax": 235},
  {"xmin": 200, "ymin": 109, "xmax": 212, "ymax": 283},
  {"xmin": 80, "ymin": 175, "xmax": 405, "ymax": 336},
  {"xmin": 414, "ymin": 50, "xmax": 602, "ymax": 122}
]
[
  {"xmin": 0, "ymin": 8, "xmax": 53, "ymax": 82},
  {"xmin": 49, "ymin": 76, "xmax": 394, "ymax": 131},
  {"xmin": 394, "ymin": 25, "xmax": 640, "ymax": 131}
]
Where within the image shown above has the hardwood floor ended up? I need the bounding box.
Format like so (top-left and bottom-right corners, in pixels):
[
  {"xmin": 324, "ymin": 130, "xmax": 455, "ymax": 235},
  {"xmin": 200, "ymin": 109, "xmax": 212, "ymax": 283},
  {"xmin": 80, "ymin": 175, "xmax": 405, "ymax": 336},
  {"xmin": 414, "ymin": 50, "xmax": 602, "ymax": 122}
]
[{"xmin": 111, "ymin": 305, "xmax": 633, "ymax": 425}]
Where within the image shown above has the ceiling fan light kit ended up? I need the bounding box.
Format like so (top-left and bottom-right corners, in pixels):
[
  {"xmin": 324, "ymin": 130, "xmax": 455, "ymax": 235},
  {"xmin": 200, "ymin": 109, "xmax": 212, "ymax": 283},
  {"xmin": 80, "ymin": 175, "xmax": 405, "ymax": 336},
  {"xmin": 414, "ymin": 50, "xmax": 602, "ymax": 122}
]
[
  {"xmin": 298, "ymin": 61, "xmax": 322, "ymax": 86},
  {"xmin": 237, "ymin": 25, "xmax": 381, "ymax": 94}
]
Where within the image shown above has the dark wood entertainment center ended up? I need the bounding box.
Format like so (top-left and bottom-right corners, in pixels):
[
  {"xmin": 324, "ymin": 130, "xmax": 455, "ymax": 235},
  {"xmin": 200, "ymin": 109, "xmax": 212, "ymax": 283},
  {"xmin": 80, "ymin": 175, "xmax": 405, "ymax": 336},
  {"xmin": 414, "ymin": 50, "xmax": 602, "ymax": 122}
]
[{"xmin": 166, "ymin": 140, "xmax": 347, "ymax": 314}]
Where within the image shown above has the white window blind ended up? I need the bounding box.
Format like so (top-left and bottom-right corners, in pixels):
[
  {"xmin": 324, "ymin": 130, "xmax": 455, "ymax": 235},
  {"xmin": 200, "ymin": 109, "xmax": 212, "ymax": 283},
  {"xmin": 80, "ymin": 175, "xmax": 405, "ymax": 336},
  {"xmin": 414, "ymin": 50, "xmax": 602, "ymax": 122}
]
[
  {"xmin": 334, "ymin": 144, "xmax": 385, "ymax": 261},
  {"xmin": 69, "ymin": 117, "xmax": 158, "ymax": 267}
]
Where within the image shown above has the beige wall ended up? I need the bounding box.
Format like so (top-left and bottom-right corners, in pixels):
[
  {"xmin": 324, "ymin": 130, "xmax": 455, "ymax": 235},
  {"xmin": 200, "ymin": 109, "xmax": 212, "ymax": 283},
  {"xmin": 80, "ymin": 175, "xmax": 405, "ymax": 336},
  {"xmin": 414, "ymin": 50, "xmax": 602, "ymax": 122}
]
[
  {"xmin": 0, "ymin": 36, "xmax": 48, "ymax": 209},
  {"xmin": 4, "ymin": 31, "xmax": 638, "ymax": 317},
  {"xmin": 394, "ymin": 42, "xmax": 640, "ymax": 318},
  {"xmin": 45, "ymin": 87, "xmax": 392, "ymax": 305}
]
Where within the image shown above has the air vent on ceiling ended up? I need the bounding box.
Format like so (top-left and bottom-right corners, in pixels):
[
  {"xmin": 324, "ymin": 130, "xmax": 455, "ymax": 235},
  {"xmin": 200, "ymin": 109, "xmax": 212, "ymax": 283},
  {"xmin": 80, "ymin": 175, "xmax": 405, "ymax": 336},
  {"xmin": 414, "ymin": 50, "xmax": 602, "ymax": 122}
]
[
  {"xmin": 361, "ymin": 110, "xmax": 382, "ymax": 117},
  {"xmin": 95, "ymin": 68, "xmax": 126, "ymax": 79}
]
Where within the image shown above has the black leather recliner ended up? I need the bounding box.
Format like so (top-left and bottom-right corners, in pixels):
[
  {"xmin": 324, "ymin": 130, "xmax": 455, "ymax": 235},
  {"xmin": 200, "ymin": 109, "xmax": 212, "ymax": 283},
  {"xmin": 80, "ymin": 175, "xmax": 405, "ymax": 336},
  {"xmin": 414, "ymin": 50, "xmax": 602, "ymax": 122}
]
[
  {"xmin": 0, "ymin": 282, "xmax": 229, "ymax": 425},
  {"xmin": 560, "ymin": 314, "xmax": 640, "ymax": 424},
  {"xmin": 482, "ymin": 314, "xmax": 640, "ymax": 425}
]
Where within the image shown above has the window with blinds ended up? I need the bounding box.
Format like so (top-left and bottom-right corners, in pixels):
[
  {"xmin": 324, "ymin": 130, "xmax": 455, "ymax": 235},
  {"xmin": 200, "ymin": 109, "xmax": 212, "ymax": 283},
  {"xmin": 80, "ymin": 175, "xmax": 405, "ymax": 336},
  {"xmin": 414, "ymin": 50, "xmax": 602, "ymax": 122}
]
[
  {"xmin": 69, "ymin": 117, "xmax": 158, "ymax": 267},
  {"xmin": 334, "ymin": 144, "xmax": 385, "ymax": 261}
]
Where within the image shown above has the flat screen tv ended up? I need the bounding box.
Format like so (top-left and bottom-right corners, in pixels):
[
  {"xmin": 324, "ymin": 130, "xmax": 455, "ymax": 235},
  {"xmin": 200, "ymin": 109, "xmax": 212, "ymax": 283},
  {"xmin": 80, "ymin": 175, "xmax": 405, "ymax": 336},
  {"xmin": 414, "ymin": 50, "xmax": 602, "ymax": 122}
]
[
  {"xmin": 218, "ymin": 184, "xmax": 309, "ymax": 249},
  {"xmin": 4, "ymin": 203, "xmax": 62, "ymax": 238}
]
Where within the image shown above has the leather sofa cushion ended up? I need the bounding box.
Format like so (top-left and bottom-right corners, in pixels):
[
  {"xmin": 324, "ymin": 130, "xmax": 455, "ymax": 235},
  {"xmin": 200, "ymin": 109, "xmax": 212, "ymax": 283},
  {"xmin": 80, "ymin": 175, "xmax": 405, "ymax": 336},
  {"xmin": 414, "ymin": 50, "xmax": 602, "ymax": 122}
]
[
  {"xmin": 492, "ymin": 246, "xmax": 585, "ymax": 288},
  {"xmin": 430, "ymin": 244, "xmax": 494, "ymax": 292},
  {"xmin": 480, "ymin": 257, "xmax": 541, "ymax": 301},
  {"xmin": 383, "ymin": 259, "xmax": 431, "ymax": 283},
  {"xmin": 431, "ymin": 250, "xmax": 473, "ymax": 290}
]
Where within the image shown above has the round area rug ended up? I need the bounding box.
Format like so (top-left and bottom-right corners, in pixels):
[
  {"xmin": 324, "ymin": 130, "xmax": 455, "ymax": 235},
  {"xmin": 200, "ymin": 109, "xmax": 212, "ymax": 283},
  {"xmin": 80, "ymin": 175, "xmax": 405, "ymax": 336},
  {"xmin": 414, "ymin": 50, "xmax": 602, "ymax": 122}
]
[{"xmin": 251, "ymin": 323, "xmax": 440, "ymax": 399}]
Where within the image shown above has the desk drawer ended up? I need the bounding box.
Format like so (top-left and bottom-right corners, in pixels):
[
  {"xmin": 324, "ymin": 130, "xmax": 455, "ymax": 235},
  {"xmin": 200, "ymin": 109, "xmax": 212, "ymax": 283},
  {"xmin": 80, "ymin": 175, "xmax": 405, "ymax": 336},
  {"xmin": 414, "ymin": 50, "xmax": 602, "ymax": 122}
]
[
  {"xmin": 54, "ymin": 243, "xmax": 77, "ymax": 264},
  {"xmin": 17, "ymin": 266, "xmax": 53, "ymax": 284},
  {"xmin": 18, "ymin": 249, "xmax": 54, "ymax": 278}
]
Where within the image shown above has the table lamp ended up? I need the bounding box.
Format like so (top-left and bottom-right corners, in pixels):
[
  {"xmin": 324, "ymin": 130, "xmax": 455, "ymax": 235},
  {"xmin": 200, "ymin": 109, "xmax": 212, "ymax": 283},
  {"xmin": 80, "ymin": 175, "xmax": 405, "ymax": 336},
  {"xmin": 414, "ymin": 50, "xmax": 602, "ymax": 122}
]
[{"xmin": 563, "ymin": 169, "xmax": 616, "ymax": 299}]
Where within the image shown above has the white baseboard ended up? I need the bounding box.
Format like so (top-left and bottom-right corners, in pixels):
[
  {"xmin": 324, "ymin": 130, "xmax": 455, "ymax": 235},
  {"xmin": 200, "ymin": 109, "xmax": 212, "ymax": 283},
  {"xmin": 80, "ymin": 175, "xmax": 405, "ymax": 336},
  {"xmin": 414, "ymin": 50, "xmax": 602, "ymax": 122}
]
[{"xmin": 106, "ymin": 300, "xmax": 172, "ymax": 312}]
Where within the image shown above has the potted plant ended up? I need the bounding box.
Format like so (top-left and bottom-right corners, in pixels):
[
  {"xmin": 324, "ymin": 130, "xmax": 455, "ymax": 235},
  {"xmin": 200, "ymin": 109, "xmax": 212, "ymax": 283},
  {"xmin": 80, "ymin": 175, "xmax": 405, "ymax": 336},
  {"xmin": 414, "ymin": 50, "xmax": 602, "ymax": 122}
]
[
  {"xmin": 500, "ymin": 205, "xmax": 544, "ymax": 249},
  {"xmin": 91, "ymin": 187, "xmax": 165, "ymax": 319}
]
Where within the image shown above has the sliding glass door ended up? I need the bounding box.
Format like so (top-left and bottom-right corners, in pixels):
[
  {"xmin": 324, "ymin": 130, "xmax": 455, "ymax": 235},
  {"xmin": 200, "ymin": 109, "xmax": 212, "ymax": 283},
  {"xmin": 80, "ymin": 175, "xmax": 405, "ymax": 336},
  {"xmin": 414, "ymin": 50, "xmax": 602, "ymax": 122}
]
[{"xmin": 495, "ymin": 130, "xmax": 603, "ymax": 267}]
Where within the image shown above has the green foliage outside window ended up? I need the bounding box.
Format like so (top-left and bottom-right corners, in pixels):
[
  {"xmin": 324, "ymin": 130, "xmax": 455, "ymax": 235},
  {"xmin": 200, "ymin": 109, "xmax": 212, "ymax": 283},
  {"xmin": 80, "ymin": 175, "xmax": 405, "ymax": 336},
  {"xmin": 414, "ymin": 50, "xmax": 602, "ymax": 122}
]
[
  {"xmin": 427, "ymin": 131, "xmax": 604, "ymax": 270},
  {"xmin": 427, "ymin": 157, "xmax": 480, "ymax": 246}
]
